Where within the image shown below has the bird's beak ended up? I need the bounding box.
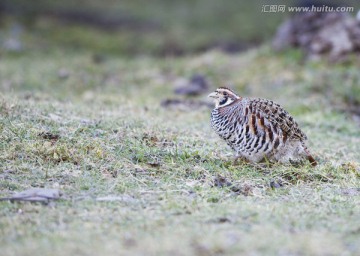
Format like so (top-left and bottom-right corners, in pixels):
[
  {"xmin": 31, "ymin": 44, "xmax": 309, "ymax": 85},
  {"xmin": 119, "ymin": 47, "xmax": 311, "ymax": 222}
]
[{"xmin": 208, "ymin": 92, "xmax": 217, "ymax": 98}]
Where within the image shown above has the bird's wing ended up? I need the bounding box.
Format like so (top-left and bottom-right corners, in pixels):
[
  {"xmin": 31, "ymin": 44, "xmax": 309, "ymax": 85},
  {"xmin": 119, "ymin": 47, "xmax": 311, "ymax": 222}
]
[{"xmin": 247, "ymin": 98, "xmax": 307, "ymax": 140}]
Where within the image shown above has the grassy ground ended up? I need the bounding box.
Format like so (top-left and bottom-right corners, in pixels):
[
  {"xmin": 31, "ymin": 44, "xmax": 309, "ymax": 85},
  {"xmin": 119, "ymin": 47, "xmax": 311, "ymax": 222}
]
[{"xmin": 1, "ymin": 44, "xmax": 360, "ymax": 255}]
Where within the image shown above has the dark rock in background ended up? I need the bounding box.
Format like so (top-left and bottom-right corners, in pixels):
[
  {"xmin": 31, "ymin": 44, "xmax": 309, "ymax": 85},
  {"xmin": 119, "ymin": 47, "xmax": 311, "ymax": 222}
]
[
  {"xmin": 160, "ymin": 98, "xmax": 212, "ymax": 111},
  {"xmin": 273, "ymin": 11, "xmax": 360, "ymax": 62},
  {"xmin": 174, "ymin": 74, "xmax": 209, "ymax": 96}
]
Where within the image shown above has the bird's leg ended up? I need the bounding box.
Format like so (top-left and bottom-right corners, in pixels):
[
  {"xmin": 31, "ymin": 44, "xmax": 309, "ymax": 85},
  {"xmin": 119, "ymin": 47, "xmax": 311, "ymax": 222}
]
[
  {"xmin": 263, "ymin": 155, "xmax": 272, "ymax": 168},
  {"xmin": 233, "ymin": 156, "xmax": 240, "ymax": 165},
  {"xmin": 233, "ymin": 155, "xmax": 248, "ymax": 165}
]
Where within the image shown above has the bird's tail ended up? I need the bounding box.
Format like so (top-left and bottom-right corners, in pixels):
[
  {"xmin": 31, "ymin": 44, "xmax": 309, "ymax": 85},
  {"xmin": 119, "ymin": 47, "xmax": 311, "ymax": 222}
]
[{"xmin": 303, "ymin": 145, "xmax": 317, "ymax": 167}]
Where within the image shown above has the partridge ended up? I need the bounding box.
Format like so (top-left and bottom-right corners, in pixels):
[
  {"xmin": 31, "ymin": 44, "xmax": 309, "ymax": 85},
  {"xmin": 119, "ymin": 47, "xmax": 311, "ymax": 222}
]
[{"xmin": 208, "ymin": 87, "xmax": 317, "ymax": 166}]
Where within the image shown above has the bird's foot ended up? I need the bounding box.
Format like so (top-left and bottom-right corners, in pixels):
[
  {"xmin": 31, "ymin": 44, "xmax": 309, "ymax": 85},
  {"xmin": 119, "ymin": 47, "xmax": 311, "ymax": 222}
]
[{"xmin": 233, "ymin": 156, "xmax": 249, "ymax": 166}]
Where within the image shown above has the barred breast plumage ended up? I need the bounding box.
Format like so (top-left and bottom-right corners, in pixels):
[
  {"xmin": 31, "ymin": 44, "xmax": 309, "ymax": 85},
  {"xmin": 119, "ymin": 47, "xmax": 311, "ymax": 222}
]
[{"xmin": 208, "ymin": 87, "xmax": 316, "ymax": 166}]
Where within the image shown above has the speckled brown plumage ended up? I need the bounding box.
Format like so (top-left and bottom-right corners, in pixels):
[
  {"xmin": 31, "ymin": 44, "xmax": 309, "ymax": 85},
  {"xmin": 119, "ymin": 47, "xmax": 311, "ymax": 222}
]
[{"xmin": 208, "ymin": 87, "xmax": 317, "ymax": 166}]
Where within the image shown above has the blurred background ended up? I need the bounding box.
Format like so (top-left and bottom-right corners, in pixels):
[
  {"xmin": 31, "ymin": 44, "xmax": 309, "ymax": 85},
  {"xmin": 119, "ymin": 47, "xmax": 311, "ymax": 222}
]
[
  {"xmin": 4, "ymin": 0, "xmax": 359, "ymax": 56},
  {"xmin": 0, "ymin": 0, "xmax": 294, "ymax": 56}
]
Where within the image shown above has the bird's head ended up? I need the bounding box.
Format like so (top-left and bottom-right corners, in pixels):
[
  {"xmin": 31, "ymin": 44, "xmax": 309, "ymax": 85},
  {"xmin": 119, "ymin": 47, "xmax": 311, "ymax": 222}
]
[{"xmin": 208, "ymin": 87, "xmax": 240, "ymax": 108}]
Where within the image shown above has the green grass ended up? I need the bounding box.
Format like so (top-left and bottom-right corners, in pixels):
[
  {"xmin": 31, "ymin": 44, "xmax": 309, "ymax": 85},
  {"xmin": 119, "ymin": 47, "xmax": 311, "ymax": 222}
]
[{"xmin": 1, "ymin": 42, "xmax": 360, "ymax": 255}]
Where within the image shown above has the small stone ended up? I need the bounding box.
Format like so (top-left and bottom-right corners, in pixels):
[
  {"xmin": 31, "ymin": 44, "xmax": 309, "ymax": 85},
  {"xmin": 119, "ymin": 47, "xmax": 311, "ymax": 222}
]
[
  {"xmin": 174, "ymin": 74, "xmax": 209, "ymax": 96},
  {"xmin": 270, "ymin": 180, "xmax": 283, "ymax": 189},
  {"xmin": 0, "ymin": 188, "xmax": 63, "ymax": 203},
  {"xmin": 58, "ymin": 68, "xmax": 70, "ymax": 79}
]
